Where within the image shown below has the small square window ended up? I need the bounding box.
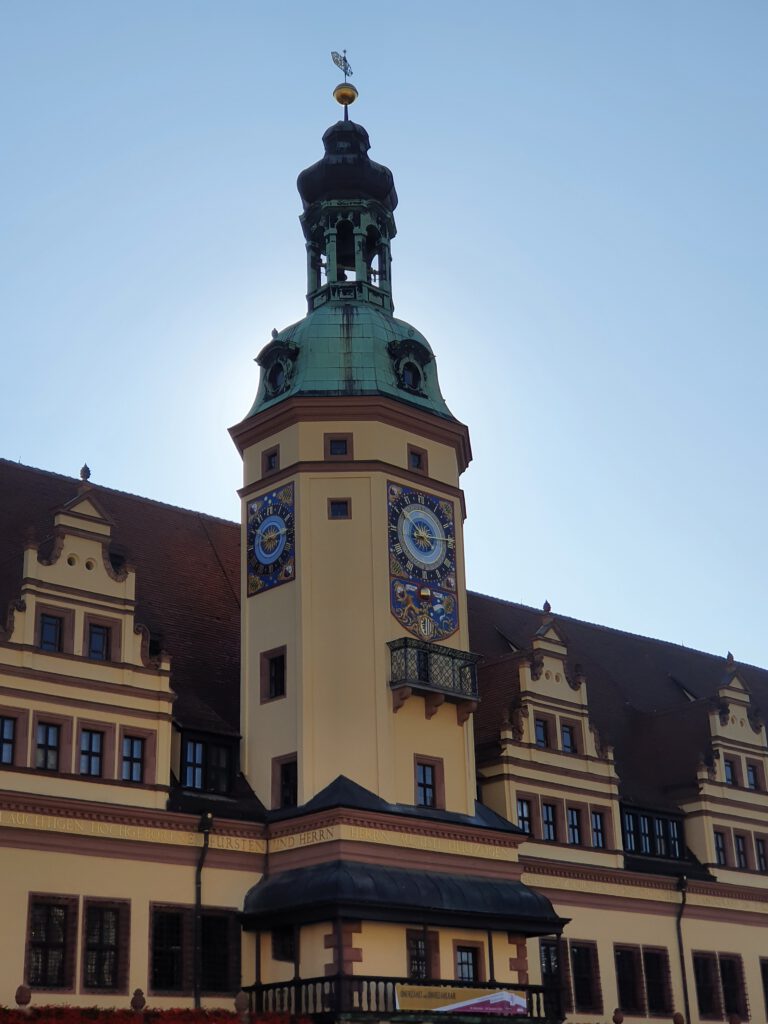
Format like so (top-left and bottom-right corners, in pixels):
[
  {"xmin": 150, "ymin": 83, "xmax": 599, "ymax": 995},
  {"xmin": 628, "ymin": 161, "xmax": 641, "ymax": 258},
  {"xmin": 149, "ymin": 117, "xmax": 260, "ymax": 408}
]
[
  {"xmin": 534, "ymin": 718, "xmax": 549, "ymax": 748},
  {"xmin": 324, "ymin": 433, "xmax": 353, "ymax": 460},
  {"xmin": 407, "ymin": 444, "xmax": 428, "ymax": 474},
  {"xmin": 261, "ymin": 446, "xmax": 280, "ymax": 476},
  {"xmin": 40, "ymin": 614, "xmax": 63, "ymax": 653},
  {"xmin": 88, "ymin": 625, "xmax": 111, "ymax": 661},
  {"xmin": 328, "ymin": 498, "xmax": 351, "ymax": 519}
]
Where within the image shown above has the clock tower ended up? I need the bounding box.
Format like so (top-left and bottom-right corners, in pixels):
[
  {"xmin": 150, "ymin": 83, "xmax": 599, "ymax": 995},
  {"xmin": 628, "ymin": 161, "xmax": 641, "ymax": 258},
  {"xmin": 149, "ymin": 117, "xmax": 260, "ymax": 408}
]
[{"xmin": 230, "ymin": 89, "xmax": 478, "ymax": 816}]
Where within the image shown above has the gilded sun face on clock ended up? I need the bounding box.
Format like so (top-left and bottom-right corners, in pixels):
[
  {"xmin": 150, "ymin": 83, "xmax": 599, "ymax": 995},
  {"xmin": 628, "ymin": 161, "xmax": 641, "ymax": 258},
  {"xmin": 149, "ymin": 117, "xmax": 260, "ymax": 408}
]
[
  {"xmin": 387, "ymin": 482, "xmax": 458, "ymax": 640},
  {"xmin": 247, "ymin": 483, "xmax": 295, "ymax": 596}
]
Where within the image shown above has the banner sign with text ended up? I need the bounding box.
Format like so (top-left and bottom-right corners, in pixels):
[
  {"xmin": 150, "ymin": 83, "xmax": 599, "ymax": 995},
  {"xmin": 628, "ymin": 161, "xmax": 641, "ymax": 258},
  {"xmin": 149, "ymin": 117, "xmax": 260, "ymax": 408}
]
[{"xmin": 395, "ymin": 985, "xmax": 528, "ymax": 1015}]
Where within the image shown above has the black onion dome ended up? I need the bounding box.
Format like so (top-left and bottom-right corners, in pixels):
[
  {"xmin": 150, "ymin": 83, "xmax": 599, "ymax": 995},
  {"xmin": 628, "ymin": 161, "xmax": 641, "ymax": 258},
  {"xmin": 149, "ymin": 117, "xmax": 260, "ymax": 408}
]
[{"xmin": 297, "ymin": 120, "xmax": 398, "ymax": 212}]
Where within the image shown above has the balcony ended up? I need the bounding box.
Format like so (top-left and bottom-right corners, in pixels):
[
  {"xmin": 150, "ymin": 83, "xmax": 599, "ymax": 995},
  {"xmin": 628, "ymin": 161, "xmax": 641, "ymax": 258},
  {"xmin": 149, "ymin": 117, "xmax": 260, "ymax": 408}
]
[
  {"xmin": 388, "ymin": 638, "xmax": 480, "ymax": 721},
  {"xmin": 245, "ymin": 974, "xmax": 562, "ymax": 1022}
]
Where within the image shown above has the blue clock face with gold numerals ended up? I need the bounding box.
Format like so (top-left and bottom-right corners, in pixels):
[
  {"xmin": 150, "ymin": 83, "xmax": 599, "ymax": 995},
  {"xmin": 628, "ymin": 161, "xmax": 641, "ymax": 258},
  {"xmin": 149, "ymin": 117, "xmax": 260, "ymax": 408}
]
[
  {"xmin": 387, "ymin": 482, "xmax": 458, "ymax": 641},
  {"xmin": 247, "ymin": 482, "xmax": 295, "ymax": 596}
]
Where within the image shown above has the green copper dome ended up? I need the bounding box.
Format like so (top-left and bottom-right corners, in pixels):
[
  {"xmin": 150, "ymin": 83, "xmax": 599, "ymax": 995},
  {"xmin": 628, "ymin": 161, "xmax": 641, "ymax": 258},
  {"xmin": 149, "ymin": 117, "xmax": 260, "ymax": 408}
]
[
  {"xmin": 247, "ymin": 298, "xmax": 455, "ymax": 420},
  {"xmin": 245, "ymin": 118, "xmax": 456, "ymax": 422}
]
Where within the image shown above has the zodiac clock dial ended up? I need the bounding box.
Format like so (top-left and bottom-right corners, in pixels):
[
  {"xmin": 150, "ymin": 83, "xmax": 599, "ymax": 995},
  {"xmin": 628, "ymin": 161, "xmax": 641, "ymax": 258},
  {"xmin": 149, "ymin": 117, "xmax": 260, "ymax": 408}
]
[
  {"xmin": 247, "ymin": 482, "xmax": 295, "ymax": 596},
  {"xmin": 387, "ymin": 482, "xmax": 458, "ymax": 641}
]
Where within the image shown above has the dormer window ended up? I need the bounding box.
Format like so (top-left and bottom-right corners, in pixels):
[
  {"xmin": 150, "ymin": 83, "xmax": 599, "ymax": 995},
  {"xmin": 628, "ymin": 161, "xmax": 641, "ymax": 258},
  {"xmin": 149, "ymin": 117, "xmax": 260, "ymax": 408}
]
[
  {"xmin": 182, "ymin": 735, "xmax": 232, "ymax": 794},
  {"xmin": 40, "ymin": 614, "xmax": 63, "ymax": 653},
  {"xmin": 401, "ymin": 361, "xmax": 421, "ymax": 391}
]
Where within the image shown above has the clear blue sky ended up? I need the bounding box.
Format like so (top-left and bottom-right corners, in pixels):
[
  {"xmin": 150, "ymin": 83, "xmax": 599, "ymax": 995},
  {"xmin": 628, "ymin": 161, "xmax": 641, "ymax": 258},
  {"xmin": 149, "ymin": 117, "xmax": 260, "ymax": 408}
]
[{"xmin": 2, "ymin": 2, "xmax": 766, "ymax": 667}]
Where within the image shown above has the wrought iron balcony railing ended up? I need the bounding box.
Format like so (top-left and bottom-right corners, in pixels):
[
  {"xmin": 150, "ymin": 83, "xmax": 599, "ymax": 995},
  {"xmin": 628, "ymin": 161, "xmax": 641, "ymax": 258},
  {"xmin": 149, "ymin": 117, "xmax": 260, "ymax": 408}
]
[
  {"xmin": 388, "ymin": 637, "xmax": 480, "ymax": 702},
  {"xmin": 244, "ymin": 974, "xmax": 563, "ymax": 1022}
]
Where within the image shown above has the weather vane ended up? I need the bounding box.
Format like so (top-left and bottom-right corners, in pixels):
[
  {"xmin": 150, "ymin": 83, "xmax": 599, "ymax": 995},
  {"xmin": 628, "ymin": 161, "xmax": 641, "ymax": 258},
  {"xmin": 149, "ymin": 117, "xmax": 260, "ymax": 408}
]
[
  {"xmin": 331, "ymin": 50, "xmax": 358, "ymax": 118},
  {"xmin": 331, "ymin": 50, "xmax": 353, "ymax": 82}
]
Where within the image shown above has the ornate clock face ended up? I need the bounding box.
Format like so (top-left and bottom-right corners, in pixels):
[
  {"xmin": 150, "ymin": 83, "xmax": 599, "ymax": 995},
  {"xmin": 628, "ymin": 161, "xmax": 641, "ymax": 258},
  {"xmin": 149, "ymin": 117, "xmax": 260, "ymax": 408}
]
[
  {"xmin": 247, "ymin": 482, "xmax": 295, "ymax": 596},
  {"xmin": 387, "ymin": 482, "xmax": 458, "ymax": 641}
]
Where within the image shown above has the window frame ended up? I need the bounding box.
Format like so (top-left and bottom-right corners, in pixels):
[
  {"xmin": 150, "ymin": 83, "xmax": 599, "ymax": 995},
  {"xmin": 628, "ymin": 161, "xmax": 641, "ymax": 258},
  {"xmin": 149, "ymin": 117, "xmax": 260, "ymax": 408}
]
[
  {"xmin": 517, "ymin": 797, "xmax": 532, "ymax": 835},
  {"xmin": 591, "ymin": 810, "xmax": 606, "ymax": 849},
  {"xmin": 272, "ymin": 753, "xmax": 298, "ymax": 810},
  {"xmin": 542, "ymin": 802, "xmax": 558, "ymax": 842},
  {"xmin": 35, "ymin": 604, "xmax": 75, "ymax": 655},
  {"xmin": 324, "ymin": 432, "xmax": 354, "ymax": 461},
  {"xmin": 406, "ymin": 928, "xmax": 440, "ymax": 981},
  {"xmin": 714, "ymin": 830, "xmax": 728, "ymax": 867},
  {"xmin": 414, "ymin": 754, "xmax": 445, "ymax": 809},
  {"xmin": 260, "ymin": 646, "xmax": 287, "ymax": 703},
  {"xmin": 181, "ymin": 733, "xmax": 234, "ymax": 794},
  {"xmin": 118, "ymin": 727, "xmax": 156, "ymax": 785},
  {"xmin": 614, "ymin": 945, "xmax": 644, "ymax": 1015},
  {"xmin": 25, "ymin": 894, "xmax": 78, "ymax": 992},
  {"xmin": 261, "ymin": 444, "xmax": 280, "ymax": 477},
  {"xmin": 621, "ymin": 807, "xmax": 685, "ymax": 860},
  {"xmin": 81, "ymin": 898, "xmax": 130, "ymax": 994},
  {"xmin": 534, "ymin": 717, "xmax": 550, "ymax": 749},
  {"xmin": 569, "ymin": 940, "xmax": 603, "ymax": 1014},
  {"xmin": 560, "ymin": 721, "xmax": 578, "ymax": 754},
  {"xmin": 407, "ymin": 443, "xmax": 429, "ymax": 475},
  {"xmin": 327, "ymin": 497, "xmax": 352, "ymax": 520},
  {"xmin": 454, "ymin": 941, "xmax": 485, "ymax": 984},
  {"xmin": 566, "ymin": 807, "xmax": 582, "ymax": 846}
]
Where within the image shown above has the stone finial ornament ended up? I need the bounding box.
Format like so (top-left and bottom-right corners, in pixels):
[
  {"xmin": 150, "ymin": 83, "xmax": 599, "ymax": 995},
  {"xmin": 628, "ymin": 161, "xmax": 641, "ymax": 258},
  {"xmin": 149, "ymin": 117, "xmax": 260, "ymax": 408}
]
[
  {"xmin": 612, "ymin": 1010, "xmax": 624, "ymax": 1024},
  {"xmin": 726, "ymin": 650, "xmax": 734, "ymax": 666},
  {"xmin": 672, "ymin": 1012, "xmax": 685, "ymax": 1024},
  {"xmin": 80, "ymin": 463, "xmax": 91, "ymax": 481},
  {"xmin": 130, "ymin": 988, "xmax": 146, "ymax": 1012},
  {"xmin": 543, "ymin": 600, "xmax": 551, "ymax": 614},
  {"xmin": 15, "ymin": 984, "xmax": 31, "ymax": 1010},
  {"xmin": 234, "ymin": 990, "xmax": 250, "ymax": 1022}
]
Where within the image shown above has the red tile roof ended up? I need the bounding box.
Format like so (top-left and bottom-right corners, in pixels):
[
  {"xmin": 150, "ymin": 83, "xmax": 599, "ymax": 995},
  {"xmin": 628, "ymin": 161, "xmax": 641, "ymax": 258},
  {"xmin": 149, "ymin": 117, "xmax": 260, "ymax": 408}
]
[{"xmin": 3, "ymin": 460, "xmax": 767, "ymax": 808}]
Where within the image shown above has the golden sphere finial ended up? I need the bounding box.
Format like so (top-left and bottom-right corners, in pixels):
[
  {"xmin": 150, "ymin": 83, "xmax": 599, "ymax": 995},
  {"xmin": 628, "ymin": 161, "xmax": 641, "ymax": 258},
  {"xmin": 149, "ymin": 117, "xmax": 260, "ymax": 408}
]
[{"xmin": 333, "ymin": 82, "xmax": 358, "ymax": 107}]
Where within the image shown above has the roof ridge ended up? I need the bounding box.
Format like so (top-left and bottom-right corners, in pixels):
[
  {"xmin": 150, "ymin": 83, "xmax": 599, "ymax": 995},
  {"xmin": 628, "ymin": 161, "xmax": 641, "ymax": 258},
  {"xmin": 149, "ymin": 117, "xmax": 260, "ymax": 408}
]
[
  {"xmin": 467, "ymin": 589, "xmax": 764, "ymax": 673},
  {"xmin": 0, "ymin": 458, "xmax": 238, "ymax": 528}
]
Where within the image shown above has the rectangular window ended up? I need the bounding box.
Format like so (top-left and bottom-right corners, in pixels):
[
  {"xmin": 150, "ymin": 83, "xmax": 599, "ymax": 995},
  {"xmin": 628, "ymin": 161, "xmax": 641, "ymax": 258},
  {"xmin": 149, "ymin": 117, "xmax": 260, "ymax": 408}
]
[
  {"xmin": 262, "ymin": 445, "xmax": 280, "ymax": 476},
  {"xmin": 591, "ymin": 811, "xmax": 605, "ymax": 849},
  {"xmin": 567, "ymin": 808, "xmax": 582, "ymax": 845},
  {"xmin": 570, "ymin": 942, "xmax": 602, "ymax": 1014},
  {"xmin": 542, "ymin": 803, "xmax": 557, "ymax": 842},
  {"xmin": 517, "ymin": 798, "xmax": 532, "ymax": 835},
  {"xmin": 268, "ymin": 653, "xmax": 286, "ymax": 699},
  {"xmin": 121, "ymin": 736, "xmax": 144, "ymax": 783},
  {"xmin": 455, "ymin": 946, "xmax": 479, "ymax": 983},
  {"xmin": 152, "ymin": 909, "xmax": 184, "ymax": 991},
  {"xmin": 407, "ymin": 444, "xmax": 428, "ymax": 474},
  {"xmin": 724, "ymin": 758, "xmax": 735, "ymax": 785},
  {"xmin": 561, "ymin": 723, "xmax": 576, "ymax": 753},
  {"xmin": 87, "ymin": 624, "xmax": 111, "ymax": 661},
  {"xmin": 39, "ymin": 614, "xmax": 63, "ymax": 652},
  {"xmin": 534, "ymin": 718, "xmax": 549, "ymax": 748},
  {"xmin": 623, "ymin": 811, "xmax": 637, "ymax": 852},
  {"xmin": 150, "ymin": 906, "xmax": 237, "ymax": 995},
  {"xmin": 407, "ymin": 929, "xmax": 438, "ymax": 981},
  {"xmin": 83, "ymin": 904, "xmax": 119, "ymax": 989},
  {"xmin": 639, "ymin": 815, "xmax": 652, "ymax": 854},
  {"xmin": 668, "ymin": 819, "xmax": 682, "ymax": 858},
  {"xmin": 714, "ymin": 830, "xmax": 727, "ymax": 866},
  {"xmin": 694, "ymin": 953, "xmax": 721, "ymax": 1018},
  {"xmin": 328, "ymin": 498, "xmax": 351, "ymax": 519},
  {"xmin": 207, "ymin": 744, "xmax": 230, "ymax": 794},
  {"xmin": 747, "ymin": 763, "xmax": 760, "ymax": 790},
  {"xmin": 416, "ymin": 762, "xmax": 436, "ymax": 807},
  {"xmin": 272, "ymin": 925, "xmax": 295, "ymax": 963},
  {"xmin": 280, "ymin": 758, "xmax": 298, "ymax": 809},
  {"xmin": 643, "ymin": 948, "xmax": 671, "ymax": 1014},
  {"xmin": 1, "ymin": 716, "xmax": 15, "ymax": 765},
  {"xmin": 654, "ymin": 816, "xmax": 668, "ymax": 856},
  {"xmin": 79, "ymin": 729, "xmax": 103, "ymax": 777},
  {"xmin": 719, "ymin": 955, "xmax": 746, "ymax": 1020},
  {"xmin": 183, "ymin": 740, "xmax": 204, "ymax": 790},
  {"xmin": 757, "ymin": 838, "xmax": 767, "ymax": 872},
  {"xmin": 27, "ymin": 898, "xmax": 75, "ymax": 989},
  {"xmin": 36, "ymin": 723, "xmax": 60, "ymax": 771},
  {"xmin": 614, "ymin": 946, "xmax": 643, "ymax": 1014},
  {"xmin": 761, "ymin": 958, "xmax": 768, "ymax": 1018},
  {"xmin": 735, "ymin": 834, "xmax": 748, "ymax": 869}
]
